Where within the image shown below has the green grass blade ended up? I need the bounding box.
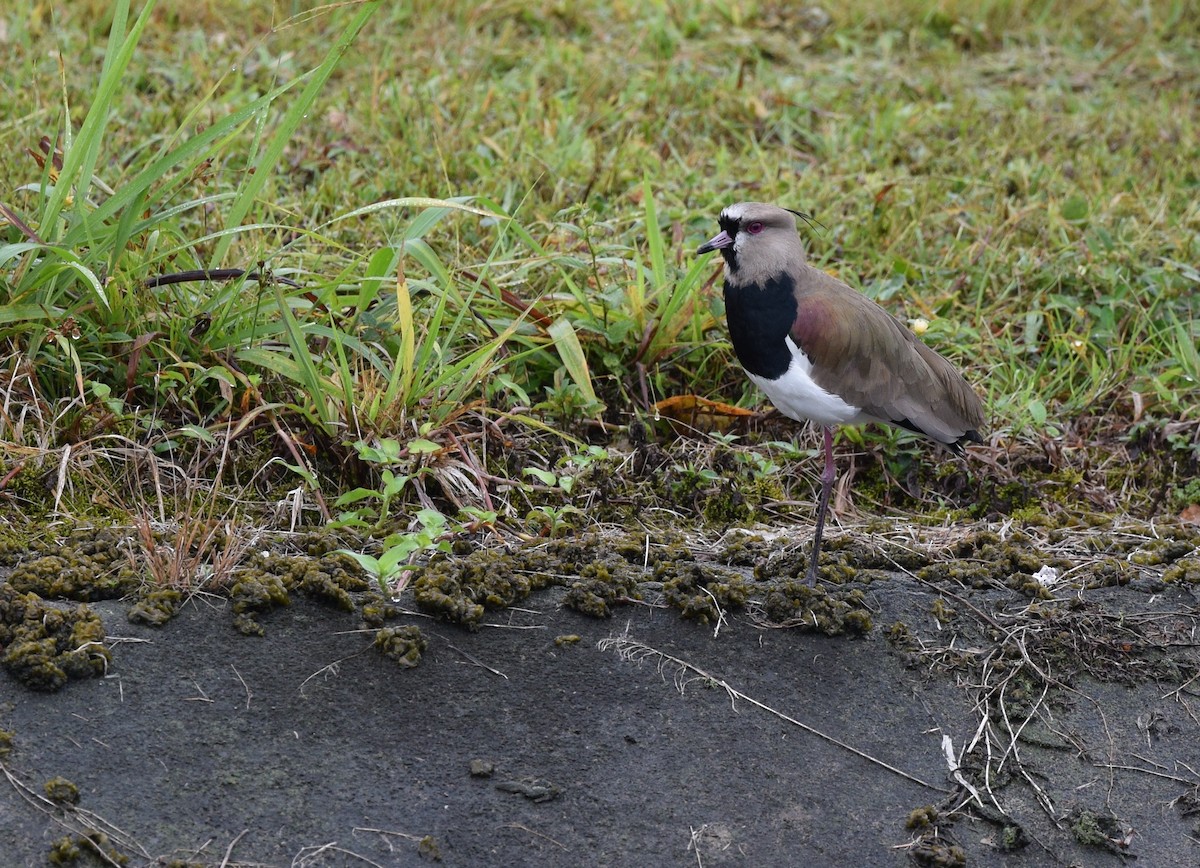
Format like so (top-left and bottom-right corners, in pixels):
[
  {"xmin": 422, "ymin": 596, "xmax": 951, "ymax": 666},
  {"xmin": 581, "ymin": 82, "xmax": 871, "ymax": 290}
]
[
  {"xmin": 211, "ymin": 0, "xmax": 382, "ymax": 266},
  {"xmin": 548, "ymin": 317, "xmax": 600, "ymax": 408},
  {"xmin": 42, "ymin": 0, "xmax": 158, "ymax": 233}
]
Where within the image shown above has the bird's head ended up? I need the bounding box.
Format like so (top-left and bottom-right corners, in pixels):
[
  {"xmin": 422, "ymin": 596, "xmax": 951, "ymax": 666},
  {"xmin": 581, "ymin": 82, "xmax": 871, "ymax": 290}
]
[{"xmin": 697, "ymin": 202, "xmax": 811, "ymax": 280}]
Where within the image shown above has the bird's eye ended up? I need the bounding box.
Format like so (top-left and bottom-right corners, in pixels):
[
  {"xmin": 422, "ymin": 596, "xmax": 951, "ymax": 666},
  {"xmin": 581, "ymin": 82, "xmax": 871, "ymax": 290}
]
[{"xmin": 746, "ymin": 222, "xmax": 764, "ymax": 234}]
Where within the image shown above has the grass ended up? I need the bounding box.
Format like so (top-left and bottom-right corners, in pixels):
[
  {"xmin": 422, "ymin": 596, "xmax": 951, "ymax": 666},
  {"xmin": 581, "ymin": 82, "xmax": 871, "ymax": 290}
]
[{"xmin": 0, "ymin": 0, "xmax": 1197, "ymax": 537}]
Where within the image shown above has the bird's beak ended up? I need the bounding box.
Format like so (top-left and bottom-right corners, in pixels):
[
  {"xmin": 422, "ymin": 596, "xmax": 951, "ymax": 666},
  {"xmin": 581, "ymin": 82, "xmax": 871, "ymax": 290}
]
[{"xmin": 697, "ymin": 230, "xmax": 733, "ymax": 255}]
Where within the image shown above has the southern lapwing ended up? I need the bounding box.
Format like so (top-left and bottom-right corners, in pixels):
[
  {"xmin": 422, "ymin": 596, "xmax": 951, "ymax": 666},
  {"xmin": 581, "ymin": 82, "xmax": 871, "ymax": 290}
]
[{"xmin": 698, "ymin": 202, "xmax": 985, "ymax": 585}]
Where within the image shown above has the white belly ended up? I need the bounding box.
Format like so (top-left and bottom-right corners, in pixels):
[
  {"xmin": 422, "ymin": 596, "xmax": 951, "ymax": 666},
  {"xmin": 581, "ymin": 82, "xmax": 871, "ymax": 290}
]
[{"xmin": 746, "ymin": 338, "xmax": 867, "ymax": 426}]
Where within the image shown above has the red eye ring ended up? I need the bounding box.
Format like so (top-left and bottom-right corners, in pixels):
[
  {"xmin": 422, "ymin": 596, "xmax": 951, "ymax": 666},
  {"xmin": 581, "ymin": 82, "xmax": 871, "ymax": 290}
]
[{"xmin": 746, "ymin": 221, "xmax": 764, "ymax": 234}]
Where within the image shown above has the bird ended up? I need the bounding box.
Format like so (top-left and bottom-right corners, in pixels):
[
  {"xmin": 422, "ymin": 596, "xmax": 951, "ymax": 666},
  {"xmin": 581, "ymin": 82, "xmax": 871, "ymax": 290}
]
[{"xmin": 697, "ymin": 202, "xmax": 985, "ymax": 585}]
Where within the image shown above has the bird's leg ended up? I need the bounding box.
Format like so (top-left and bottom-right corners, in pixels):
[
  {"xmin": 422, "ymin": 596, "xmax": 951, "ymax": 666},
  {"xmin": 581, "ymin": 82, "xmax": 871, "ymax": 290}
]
[{"xmin": 806, "ymin": 425, "xmax": 837, "ymax": 585}]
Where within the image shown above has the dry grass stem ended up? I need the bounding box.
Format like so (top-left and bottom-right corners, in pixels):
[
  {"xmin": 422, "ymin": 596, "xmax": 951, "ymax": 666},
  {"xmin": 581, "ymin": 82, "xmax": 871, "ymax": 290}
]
[{"xmin": 598, "ymin": 628, "xmax": 946, "ymax": 793}]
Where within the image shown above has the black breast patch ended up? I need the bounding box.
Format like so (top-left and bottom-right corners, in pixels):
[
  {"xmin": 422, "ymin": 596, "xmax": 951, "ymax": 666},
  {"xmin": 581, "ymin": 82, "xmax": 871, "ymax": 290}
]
[{"xmin": 723, "ymin": 273, "xmax": 798, "ymax": 380}]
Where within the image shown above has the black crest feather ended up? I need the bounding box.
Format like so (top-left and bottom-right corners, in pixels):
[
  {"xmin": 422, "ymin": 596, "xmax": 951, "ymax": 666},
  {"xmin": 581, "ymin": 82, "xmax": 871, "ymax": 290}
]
[{"xmin": 786, "ymin": 208, "xmax": 827, "ymax": 234}]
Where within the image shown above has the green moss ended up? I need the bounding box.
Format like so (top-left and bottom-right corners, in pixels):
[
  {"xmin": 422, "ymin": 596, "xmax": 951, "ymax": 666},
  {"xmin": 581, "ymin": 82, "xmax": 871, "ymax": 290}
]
[
  {"xmin": 1163, "ymin": 558, "xmax": 1200, "ymax": 585},
  {"xmin": 0, "ymin": 729, "xmax": 13, "ymax": 758},
  {"xmin": 374, "ymin": 625, "xmax": 427, "ymax": 668},
  {"xmin": 410, "ymin": 543, "xmax": 583, "ymax": 627},
  {"xmin": 657, "ymin": 559, "xmax": 751, "ymax": 624},
  {"xmin": 1081, "ymin": 557, "xmax": 1132, "ymax": 588},
  {"xmin": 759, "ymin": 584, "xmax": 873, "ymax": 636},
  {"xmin": 701, "ymin": 486, "xmax": 749, "ymax": 524},
  {"xmin": 47, "ymin": 837, "xmax": 82, "ymax": 865},
  {"xmin": 47, "ymin": 831, "xmax": 129, "ymax": 866},
  {"xmin": 127, "ymin": 588, "xmax": 182, "ymax": 627},
  {"xmin": 413, "ymin": 582, "xmax": 487, "ymax": 627},
  {"xmin": 930, "ymin": 598, "xmax": 956, "ymax": 625},
  {"xmin": 563, "ymin": 557, "xmax": 643, "ymax": 619},
  {"xmin": 44, "ymin": 776, "xmax": 80, "ymax": 805},
  {"xmin": 1131, "ymin": 538, "xmax": 1196, "ymax": 566},
  {"xmin": 909, "ymin": 838, "xmax": 966, "ymax": 867},
  {"xmin": 417, "ymin": 835, "xmax": 442, "ymax": 861},
  {"xmin": 717, "ymin": 534, "xmax": 765, "ymax": 567},
  {"xmin": 886, "ymin": 621, "xmax": 913, "ymax": 645},
  {"xmin": 360, "ymin": 593, "xmax": 405, "ymax": 627},
  {"xmin": 998, "ymin": 823, "xmax": 1029, "ymax": 851},
  {"xmin": 554, "ymin": 634, "xmax": 582, "ymax": 646},
  {"xmin": 4, "ymin": 526, "xmax": 136, "ymax": 601},
  {"xmin": 1069, "ymin": 808, "xmax": 1120, "ymax": 847},
  {"xmin": 229, "ymin": 572, "xmax": 291, "ymax": 636},
  {"xmin": 905, "ymin": 804, "xmax": 938, "ymax": 829},
  {"xmin": 0, "ymin": 585, "xmax": 110, "ymax": 691}
]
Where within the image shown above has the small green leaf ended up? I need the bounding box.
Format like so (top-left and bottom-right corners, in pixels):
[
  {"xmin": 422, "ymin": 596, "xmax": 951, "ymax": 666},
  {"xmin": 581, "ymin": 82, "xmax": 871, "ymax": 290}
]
[
  {"xmin": 1060, "ymin": 195, "xmax": 1089, "ymax": 222},
  {"xmin": 278, "ymin": 461, "xmax": 318, "ymax": 486},
  {"xmin": 171, "ymin": 425, "xmax": 211, "ymax": 443},
  {"xmin": 382, "ymin": 472, "xmax": 411, "ymax": 497},
  {"xmin": 416, "ymin": 508, "xmax": 448, "ymax": 533},
  {"xmin": 338, "ymin": 550, "xmax": 381, "ymax": 577},
  {"xmin": 547, "ymin": 317, "xmax": 600, "ymax": 410},
  {"xmin": 333, "ymin": 487, "xmax": 380, "ymax": 507},
  {"xmin": 328, "ymin": 513, "xmax": 371, "ymax": 530},
  {"xmin": 524, "ymin": 467, "xmax": 558, "ymax": 486},
  {"xmin": 407, "ymin": 438, "xmax": 441, "ymax": 454},
  {"xmin": 378, "ymin": 545, "xmax": 414, "ymax": 575}
]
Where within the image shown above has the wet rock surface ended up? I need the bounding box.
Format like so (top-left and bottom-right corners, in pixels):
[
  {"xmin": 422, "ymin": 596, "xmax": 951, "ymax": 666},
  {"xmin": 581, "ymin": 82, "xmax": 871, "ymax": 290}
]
[{"xmin": 2, "ymin": 547, "xmax": 1198, "ymax": 866}]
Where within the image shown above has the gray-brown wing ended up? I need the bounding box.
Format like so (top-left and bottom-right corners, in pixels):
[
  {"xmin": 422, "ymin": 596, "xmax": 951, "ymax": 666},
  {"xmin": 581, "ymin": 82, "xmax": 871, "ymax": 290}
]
[{"xmin": 790, "ymin": 267, "xmax": 984, "ymax": 446}]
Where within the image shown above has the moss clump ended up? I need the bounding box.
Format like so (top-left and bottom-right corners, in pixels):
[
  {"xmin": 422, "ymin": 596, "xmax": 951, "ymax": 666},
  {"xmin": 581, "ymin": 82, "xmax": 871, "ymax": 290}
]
[
  {"xmin": 930, "ymin": 597, "xmax": 956, "ymax": 626},
  {"xmin": 1130, "ymin": 538, "xmax": 1196, "ymax": 567},
  {"xmin": 298, "ymin": 528, "xmax": 365, "ymax": 559},
  {"xmin": 0, "ymin": 729, "xmax": 13, "ymax": 757},
  {"xmin": 225, "ymin": 550, "xmax": 373, "ymax": 635},
  {"xmin": 909, "ymin": 835, "xmax": 966, "ymax": 867},
  {"xmin": 916, "ymin": 530, "xmax": 1072, "ymax": 593},
  {"xmin": 701, "ymin": 485, "xmax": 749, "ymax": 524},
  {"xmin": 229, "ymin": 572, "xmax": 290, "ymax": 636},
  {"xmin": 562, "ymin": 558, "xmax": 643, "ymax": 618},
  {"xmin": 4, "ymin": 526, "xmax": 136, "ymax": 601},
  {"xmin": 360, "ymin": 593, "xmax": 405, "ymax": 628},
  {"xmin": 47, "ymin": 837, "xmax": 81, "ymax": 865},
  {"xmin": 469, "ymin": 759, "xmax": 495, "ymax": 777},
  {"xmin": 413, "ymin": 582, "xmax": 487, "ymax": 627},
  {"xmin": 127, "ymin": 588, "xmax": 182, "ymax": 626},
  {"xmin": 886, "ymin": 621, "xmax": 913, "ymax": 645},
  {"xmin": 905, "ymin": 805, "xmax": 938, "ymax": 829},
  {"xmin": 411, "ymin": 545, "xmax": 569, "ymax": 627},
  {"xmin": 554, "ymin": 634, "xmax": 581, "ymax": 646},
  {"xmin": 294, "ymin": 564, "xmax": 356, "ymax": 611},
  {"xmin": 999, "ymin": 823, "xmax": 1029, "ymax": 851},
  {"xmin": 417, "ymin": 835, "xmax": 442, "ymax": 861},
  {"xmin": 760, "ymin": 583, "xmax": 873, "ymax": 636},
  {"xmin": 0, "ymin": 584, "xmax": 110, "ymax": 691},
  {"xmin": 657, "ymin": 560, "xmax": 751, "ymax": 624},
  {"xmin": 280, "ymin": 552, "xmax": 370, "ymax": 607},
  {"xmin": 47, "ymin": 831, "xmax": 128, "ymax": 866},
  {"xmin": 44, "ymin": 776, "xmax": 80, "ymax": 805},
  {"xmin": 1068, "ymin": 807, "xmax": 1126, "ymax": 849},
  {"xmin": 1163, "ymin": 558, "xmax": 1200, "ymax": 585},
  {"xmin": 374, "ymin": 625, "xmax": 427, "ymax": 668},
  {"xmin": 1080, "ymin": 557, "xmax": 1132, "ymax": 588},
  {"xmin": 825, "ymin": 536, "xmax": 932, "ymax": 573},
  {"xmin": 717, "ymin": 533, "xmax": 766, "ymax": 567}
]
